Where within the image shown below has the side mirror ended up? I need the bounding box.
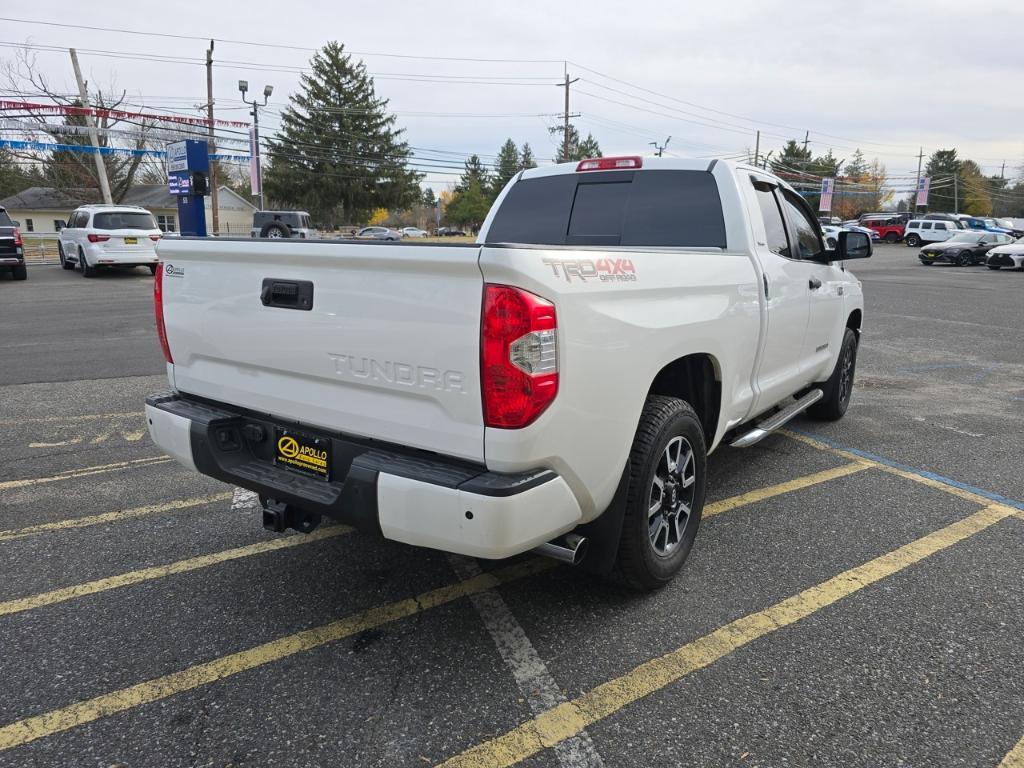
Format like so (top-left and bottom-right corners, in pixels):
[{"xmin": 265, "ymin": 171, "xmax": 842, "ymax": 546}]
[{"xmin": 834, "ymin": 230, "xmax": 871, "ymax": 260}]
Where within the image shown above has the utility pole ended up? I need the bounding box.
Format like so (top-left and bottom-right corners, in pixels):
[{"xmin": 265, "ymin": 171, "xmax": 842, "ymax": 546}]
[
  {"xmin": 558, "ymin": 70, "xmax": 580, "ymax": 163},
  {"xmin": 1000, "ymin": 160, "xmax": 1006, "ymax": 179},
  {"xmin": 206, "ymin": 40, "xmax": 219, "ymax": 236},
  {"xmin": 239, "ymin": 80, "xmax": 273, "ymax": 212},
  {"xmin": 953, "ymin": 173, "xmax": 959, "ymax": 214},
  {"xmin": 754, "ymin": 130, "xmax": 760, "ymax": 167},
  {"xmin": 649, "ymin": 136, "xmax": 671, "ymax": 157},
  {"xmin": 69, "ymin": 48, "xmax": 112, "ymax": 205},
  {"xmin": 802, "ymin": 130, "xmax": 810, "ymax": 153},
  {"xmin": 913, "ymin": 147, "xmax": 924, "ymax": 213}
]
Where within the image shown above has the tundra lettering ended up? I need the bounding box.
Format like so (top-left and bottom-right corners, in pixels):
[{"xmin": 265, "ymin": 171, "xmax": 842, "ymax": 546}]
[{"xmin": 327, "ymin": 353, "xmax": 465, "ymax": 393}]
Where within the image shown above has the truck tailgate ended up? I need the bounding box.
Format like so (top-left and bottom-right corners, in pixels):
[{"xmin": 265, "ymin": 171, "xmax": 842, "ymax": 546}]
[{"xmin": 157, "ymin": 239, "xmax": 485, "ymax": 462}]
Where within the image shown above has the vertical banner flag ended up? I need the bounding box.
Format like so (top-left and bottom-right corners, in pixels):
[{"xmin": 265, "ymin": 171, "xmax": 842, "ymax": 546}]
[
  {"xmin": 916, "ymin": 176, "xmax": 930, "ymax": 207},
  {"xmin": 249, "ymin": 128, "xmax": 260, "ymax": 196},
  {"xmin": 819, "ymin": 177, "xmax": 835, "ymax": 212}
]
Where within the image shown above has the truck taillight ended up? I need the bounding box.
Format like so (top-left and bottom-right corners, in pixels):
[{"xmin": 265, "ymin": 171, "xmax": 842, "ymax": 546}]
[
  {"xmin": 13, "ymin": 228, "xmax": 23, "ymax": 247},
  {"xmin": 481, "ymin": 284, "xmax": 558, "ymax": 428},
  {"xmin": 154, "ymin": 263, "xmax": 173, "ymax": 364}
]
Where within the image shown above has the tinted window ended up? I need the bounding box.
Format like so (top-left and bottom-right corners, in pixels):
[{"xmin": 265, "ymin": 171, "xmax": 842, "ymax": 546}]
[
  {"xmin": 485, "ymin": 170, "xmax": 727, "ymax": 248},
  {"xmin": 779, "ymin": 190, "xmax": 824, "ymax": 259},
  {"xmin": 921, "ymin": 222, "xmax": 932, "ymax": 230},
  {"xmin": 753, "ymin": 183, "xmax": 790, "ymax": 258},
  {"xmin": 92, "ymin": 212, "xmax": 156, "ymax": 230},
  {"xmin": 935, "ymin": 223, "xmax": 947, "ymax": 230},
  {"xmin": 0, "ymin": 209, "xmax": 12, "ymax": 227}
]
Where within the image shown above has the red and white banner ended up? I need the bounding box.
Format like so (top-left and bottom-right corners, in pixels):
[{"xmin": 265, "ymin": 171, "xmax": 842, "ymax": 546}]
[
  {"xmin": 0, "ymin": 100, "xmax": 249, "ymax": 129},
  {"xmin": 818, "ymin": 177, "xmax": 835, "ymax": 212},
  {"xmin": 915, "ymin": 176, "xmax": 930, "ymax": 207}
]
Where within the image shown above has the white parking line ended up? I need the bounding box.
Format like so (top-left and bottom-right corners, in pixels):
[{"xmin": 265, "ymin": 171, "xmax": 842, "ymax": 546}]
[{"xmin": 447, "ymin": 555, "xmax": 605, "ymax": 768}]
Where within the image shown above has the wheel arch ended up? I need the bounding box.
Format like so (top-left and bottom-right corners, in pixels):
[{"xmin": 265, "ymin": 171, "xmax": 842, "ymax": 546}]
[
  {"xmin": 647, "ymin": 353, "xmax": 722, "ymax": 447},
  {"xmin": 846, "ymin": 308, "xmax": 862, "ymax": 339}
]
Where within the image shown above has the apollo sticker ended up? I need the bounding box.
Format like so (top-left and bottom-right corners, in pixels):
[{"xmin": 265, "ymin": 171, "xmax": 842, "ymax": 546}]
[{"xmin": 274, "ymin": 429, "xmax": 330, "ymax": 479}]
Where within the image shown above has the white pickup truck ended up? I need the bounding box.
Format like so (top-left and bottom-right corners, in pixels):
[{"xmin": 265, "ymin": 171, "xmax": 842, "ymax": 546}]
[{"xmin": 146, "ymin": 157, "xmax": 871, "ymax": 589}]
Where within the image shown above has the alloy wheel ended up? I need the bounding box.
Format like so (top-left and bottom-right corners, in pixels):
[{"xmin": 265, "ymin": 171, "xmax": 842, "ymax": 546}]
[{"xmin": 648, "ymin": 436, "xmax": 696, "ymax": 557}]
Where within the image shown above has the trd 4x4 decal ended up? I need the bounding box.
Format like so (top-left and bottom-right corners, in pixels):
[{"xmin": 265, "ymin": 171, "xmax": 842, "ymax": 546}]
[{"xmin": 542, "ymin": 257, "xmax": 637, "ymax": 283}]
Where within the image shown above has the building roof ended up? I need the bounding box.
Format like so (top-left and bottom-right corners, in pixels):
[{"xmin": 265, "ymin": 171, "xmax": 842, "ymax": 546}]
[{"xmin": 0, "ymin": 184, "xmax": 254, "ymax": 212}]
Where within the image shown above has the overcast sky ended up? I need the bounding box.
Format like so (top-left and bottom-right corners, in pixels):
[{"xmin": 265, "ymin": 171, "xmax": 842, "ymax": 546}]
[{"xmin": 3, "ymin": 0, "xmax": 1023, "ymax": 193}]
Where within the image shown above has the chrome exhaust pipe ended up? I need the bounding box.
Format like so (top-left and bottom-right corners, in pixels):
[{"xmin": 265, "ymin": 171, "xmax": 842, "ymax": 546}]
[{"xmin": 531, "ymin": 534, "xmax": 588, "ymax": 566}]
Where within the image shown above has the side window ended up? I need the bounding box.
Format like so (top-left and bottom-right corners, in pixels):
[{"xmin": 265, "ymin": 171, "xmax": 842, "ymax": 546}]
[
  {"xmin": 921, "ymin": 222, "xmax": 932, "ymax": 230},
  {"xmin": 908, "ymin": 222, "xmax": 919, "ymax": 230},
  {"xmin": 779, "ymin": 190, "xmax": 824, "ymax": 260},
  {"xmin": 752, "ymin": 181, "xmax": 791, "ymax": 258},
  {"xmin": 935, "ymin": 223, "xmax": 947, "ymax": 231}
]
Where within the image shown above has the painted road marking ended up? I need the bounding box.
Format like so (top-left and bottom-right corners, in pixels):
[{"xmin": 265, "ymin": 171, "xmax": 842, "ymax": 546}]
[
  {"xmin": 704, "ymin": 461, "xmax": 871, "ymax": 518},
  {"xmin": 0, "ymin": 526, "xmax": 351, "ymax": 617},
  {"xmin": 436, "ymin": 504, "xmax": 1017, "ymax": 768},
  {"xmin": 782, "ymin": 429, "xmax": 1024, "ymax": 511},
  {"xmin": 0, "ymin": 558, "xmax": 556, "ymax": 751},
  {"xmin": 28, "ymin": 427, "xmax": 149, "ymax": 449},
  {"xmin": 0, "ymin": 456, "xmax": 171, "ymax": 492},
  {"xmin": 0, "ymin": 411, "xmax": 144, "ymax": 427},
  {"xmin": 448, "ymin": 555, "xmax": 605, "ymax": 768},
  {"xmin": 1000, "ymin": 733, "xmax": 1024, "ymax": 768},
  {"xmin": 0, "ymin": 493, "xmax": 231, "ymax": 543}
]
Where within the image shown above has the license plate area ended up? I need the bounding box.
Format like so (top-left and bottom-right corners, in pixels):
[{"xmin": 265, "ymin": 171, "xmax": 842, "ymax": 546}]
[
  {"xmin": 123, "ymin": 237, "xmax": 137, "ymax": 245},
  {"xmin": 274, "ymin": 428, "xmax": 331, "ymax": 480}
]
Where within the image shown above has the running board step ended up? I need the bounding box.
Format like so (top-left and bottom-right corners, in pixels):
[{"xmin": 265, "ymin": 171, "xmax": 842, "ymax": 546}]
[{"xmin": 730, "ymin": 389, "xmax": 823, "ymax": 448}]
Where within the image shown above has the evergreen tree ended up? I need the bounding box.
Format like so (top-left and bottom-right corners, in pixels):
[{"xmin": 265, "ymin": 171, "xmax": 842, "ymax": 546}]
[
  {"xmin": 457, "ymin": 154, "xmax": 490, "ymax": 193},
  {"xmin": 492, "ymin": 139, "xmax": 520, "ymax": 196},
  {"xmin": 0, "ymin": 148, "xmax": 43, "ymax": 200},
  {"xmin": 770, "ymin": 139, "xmax": 813, "ymax": 176},
  {"xmin": 923, "ymin": 149, "xmax": 961, "ymax": 213},
  {"xmin": 263, "ymin": 41, "xmax": 422, "ymax": 225},
  {"xmin": 520, "ymin": 143, "xmax": 537, "ymax": 170},
  {"xmin": 577, "ymin": 133, "xmax": 602, "ymax": 160},
  {"xmin": 844, "ymin": 149, "xmax": 869, "ymax": 182},
  {"xmin": 420, "ymin": 187, "xmax": 437, "ymax": 207},
  {"xmin": 547, "ymin": 125, "xmax": 603, "ymax": 162},
  {"xmin": 446, "ymin": 178, "xmax": 491, "ymax": 231}
]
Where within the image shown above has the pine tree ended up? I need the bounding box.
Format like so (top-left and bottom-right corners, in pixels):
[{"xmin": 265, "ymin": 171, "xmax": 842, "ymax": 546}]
[
  {"xmin": 547, "ymin": 125, "xmax": 603, "ymax": 162},
  {"xmin": 577, "ymin": 133, "xmax": 602, "ymax": 160},
  {"xmin": 446, "ymin": 178, "xmax": 491, "ymax": 231},
  {"xmin": 457, "ymin": 154, "xmax": 490, "ymax": 193},
  {"xmin": 420, "ymin": 187, "xmax": 437, "ymax": 207},
  {"xmin": 923, "ymin": 149, "xmax": 961, "ymax": 213},
  {"xmin": 263, "ymin": 41, "xmax": 422, "ymax": 225},
  {"xmin": 520, "ymin": 143, "xmax": 537, "ymax": 170},
  {"xmin": 492, "ymin": 139, "xmax": 520, "ymax": 196},
  {"xmin": 770, "ymin": 139, "xmax": 813, "ymax": 176}
]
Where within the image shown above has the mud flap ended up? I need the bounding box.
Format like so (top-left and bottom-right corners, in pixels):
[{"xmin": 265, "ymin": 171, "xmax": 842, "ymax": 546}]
[{"xmin": 576, "ymin": 463, "xmax": 630, "ymax": 575}]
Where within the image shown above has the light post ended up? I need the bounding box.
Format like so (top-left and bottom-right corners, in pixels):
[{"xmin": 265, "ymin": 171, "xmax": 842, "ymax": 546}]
[{"xmin": 239, "ymin": 80, "xmax": 273, "ymax": 211}]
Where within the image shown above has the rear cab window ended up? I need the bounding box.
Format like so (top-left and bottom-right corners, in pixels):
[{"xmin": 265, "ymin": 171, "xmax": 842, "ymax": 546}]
[
  {"xmin": 0, "ymin": 210, "xmax": 13, "ymax": 227},
  {"xmin": 485, "ymin": 170, "xmax": 727, "ymax": 248}
]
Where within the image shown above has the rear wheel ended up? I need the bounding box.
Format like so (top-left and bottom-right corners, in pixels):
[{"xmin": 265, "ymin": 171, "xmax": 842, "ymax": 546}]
[
  {"xmin": 957, "ymin": 251, "xmax": 972, "ymax": 267},
  {"xmin": 58, "ymin": 242, "xmax": 74, "ymax": 270},
  {"xmin": 885, "ymin": 231, "xmax": 899, "ymax": 243},
  {"xmin": 11, "ymin": 263, "xmax": 27, "ymax": 281},
  {"xmin": 79, "ymin": 248, "xmax": 96, "ymax": 278},
  {"xmin": 148, "ymin": 264, "xmax": 158, "ymax": 275},
  {"xmin": 809, "ymin": 327, "xmax": 858, "ymax": 421},
  {"xmin": 615, "ymin": 395, "xmax": 706, "ymax": 591},
  {"xmin": 906, "ymin": 234, "xmax": 921, "ymax": 247}
]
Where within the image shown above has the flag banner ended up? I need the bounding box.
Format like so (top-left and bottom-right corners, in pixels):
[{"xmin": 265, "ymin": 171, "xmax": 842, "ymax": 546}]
[
  {"xmin": 0, "ymin": 118, "xmax": 248, "ymax": 147},
  {"xmin": 819, "ymin": 177, "xmax": 835, "ymax": 212},
  {"xmin": 0, "ymin": 138, "xmax": 249, "ymax": 162},
  {"xmin": 0, "ymin": 100, "xmax": 249, "ymax": 129},
  {"xmin": 915, "ymin": 176, "xmax": 930, "ymax": 207}
]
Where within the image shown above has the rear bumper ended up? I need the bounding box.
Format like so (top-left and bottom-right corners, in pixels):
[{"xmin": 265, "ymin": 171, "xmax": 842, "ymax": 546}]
[
  {"xmin": 145, "ymin": 391, "xmax": 582, "ymax": 558},
  {"xmin": 86, "ymin": 244, "xmax": 157, "ymax": 265},
  {"xmin": 0, "ymin": 257, "xmax": 23, "ymax": 266}
]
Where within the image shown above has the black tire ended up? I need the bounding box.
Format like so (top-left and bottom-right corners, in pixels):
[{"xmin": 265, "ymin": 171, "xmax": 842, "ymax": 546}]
[
  {"xmin": 809, "ymin": 327, "xmax": 858, "ymax": 421},
  {"xmin": 58, "ymin": 242, "xmax": 74, "ymax": 270},
  {"xmin": 906, "ymin": 234, "xmax": 921, "ymax": 247},
  {"xmin": 260, "ymin": 222, "xmax": 291, "ymax": 239},
  {"xmin": 79, "ymin": 248, "xmax": 96, "ymax": 278},
  {"xmin": 957, "ymin": 250, "xmax": 972, "ymax": 267},
  {"xmin": 148, "ymin": 264, "xmax": 158, "ymax": 275},
  {"xmin": 11, "ymin": 263, "xmax": 27, "ymax": 281},
  {"xmin": 885, "ymin": 231, "xmax": 899, "ymax": 243},
  {"xmin": 919, "ymin": 259, "xmax": 933, "ymax": 265},
  {"xmin": 615, "ymin": 395, "xmax": 706, "ymax": 591},
  {"xmin": 987, "ymin": 264, "xmax": 1000, "ymax": 270}
]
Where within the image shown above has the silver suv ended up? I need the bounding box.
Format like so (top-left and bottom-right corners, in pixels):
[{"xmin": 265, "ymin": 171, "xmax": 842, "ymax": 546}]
[{"xmin": 250, "ymin": 211, "xmax": 319, "ymax": 239}]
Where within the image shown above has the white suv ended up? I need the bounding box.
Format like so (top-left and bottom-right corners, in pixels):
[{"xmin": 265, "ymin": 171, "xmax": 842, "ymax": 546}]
[
  {"xmin": 903, "ymin": 219, "xmax": 957, "ymax": 248},
  {"xmin": 58, "ymin": 205, "xmax": 162, "ymax": 277}
]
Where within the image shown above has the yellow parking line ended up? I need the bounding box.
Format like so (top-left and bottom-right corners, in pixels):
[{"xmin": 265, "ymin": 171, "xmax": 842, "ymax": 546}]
[
  {"xmin": 0, "ymin": 526, "xmax": 352, "ymax": 617},
  {"xmin": 0, "ymin": 492, "xmax": 231, "ymax": 543},
  {"xmin": 0, "ymin": 557, "xmax": 556, "ymax": 751},
  {"xmin": 999, "ymin": 733, "xmax": 1024, "ymax": 768},
  {"xmin": 0, "ymin": 456, "xmax": 171, "ymax": 492},
  {"xmin": 704, "ymin": 461, "xmax": 871, "ymax": 518},
  {"xmin": 0, "ymin": 411, "xmax": 144, "ymax": 427},
  {"xmin": 437, "ymin": 504, "xmax": 1016, "ymax": 768}
]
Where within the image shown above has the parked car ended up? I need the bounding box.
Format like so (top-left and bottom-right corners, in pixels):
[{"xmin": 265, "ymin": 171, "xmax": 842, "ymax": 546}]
[
  {"xmin": 250, "ymin": 211, "xmax": 318, "ymax": 239},
  {"xmin": 399, "ymin": 227, "xmax": 429, "ymax": 238},
  {"xmin": 843, "ymin": 224, "xmax": 880, "ymax": 241},
  {"xmin": 958, "ymin": 216, "xmax": 1013, "ymax": 236},
  {"xmin": 356, "ymin": 226, "xmax": 401, "ymax": 241},
  {"xmin": 146, "ymin": 156, "xmax": 870, "ymax": 590},
  {"xmin": 993, "ymin": 218, "xmax": 1024, "ymax": 238},
  {"xmin": 58, "ymin": 205, "xmax": 161, "ymax": 277},
  {"xmin": 859, "ymin": 215, "xmax": 904, "ymax": 243},
  {"xmin": 821, "ymin": 225, "xmax": 844, "ymax": 248},
  {"xmin": 985, "ymin": 236, "xmax": 1024, "ymax": 270},
  {"xmin": 0, "ymin": 205, "xmax": 26, "ymax": 281},
  {"xmin": 435, "ymin": 227, "xmax": 468, "ymax": 237},
  {"xmin": 922, "ymin": 213, "xmax": 967, "ymax": 229},
  {"xmin": 904, "ymin": 219, "xmax": 958, "ymax": 247},
  {"xmin": 918, "ymin": 231, "xmax": 1014, "ymax": 266}
]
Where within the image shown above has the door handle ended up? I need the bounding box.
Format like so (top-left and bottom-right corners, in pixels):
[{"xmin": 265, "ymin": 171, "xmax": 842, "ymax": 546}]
[{"xmin": 808, "ymin": 277, "xmax": 822, "ymax": 290}]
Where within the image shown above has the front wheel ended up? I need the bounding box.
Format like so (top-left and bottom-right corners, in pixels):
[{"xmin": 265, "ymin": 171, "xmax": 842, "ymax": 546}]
[
  {"xmin": 885, "ymin": 232, "xmax": 899, "ymax": 243},
  {"xmin": 615, "ymin": 396, "xmax": 706, "ymax": 591},
  {"xmin": 809, "ymin": 327, "xmax": 858, "ymax": 421},
  {"xmin": 957, "ymin": 251, "xmax": 972, "ymax": 267},
  {"xmin": 906, "ymin": 234, "xmax": 921, "ymax": 247},
  {"xmin": 987, "ymin": 264, "xmax": 1000, "ymax": 270}
]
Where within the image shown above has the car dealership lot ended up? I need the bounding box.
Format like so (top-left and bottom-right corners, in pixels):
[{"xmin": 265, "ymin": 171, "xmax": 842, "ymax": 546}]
[{"xmin": 0, "ymin": 246, "xmax": 1022, "ymax": 768}]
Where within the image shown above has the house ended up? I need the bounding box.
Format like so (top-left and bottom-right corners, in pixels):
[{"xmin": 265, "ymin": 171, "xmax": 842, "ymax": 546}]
[{"xmin": 0, "ymin": 184, "xmax": 257, "ymax": 235}]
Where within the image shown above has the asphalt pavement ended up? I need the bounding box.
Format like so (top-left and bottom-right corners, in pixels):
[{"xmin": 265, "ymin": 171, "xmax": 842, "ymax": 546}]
[{"xmin": 0, "ymin": 246, "xmax": 1021, "ymax": 767}]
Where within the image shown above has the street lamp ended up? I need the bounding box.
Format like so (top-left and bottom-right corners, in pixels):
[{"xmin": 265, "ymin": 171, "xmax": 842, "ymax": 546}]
[{"xmin": 239, "ymin": 79, "xmax": 273, "ymax": 211}]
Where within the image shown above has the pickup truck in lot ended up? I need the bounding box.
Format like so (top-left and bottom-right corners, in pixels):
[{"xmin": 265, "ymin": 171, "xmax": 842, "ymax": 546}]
[
  {"xmin": 0, "ymin": 206, "xmax": 26, "ymax": 281},
  {"xmin": 146, "ymin": 157, "xmax": 870, "ymax": 590}
]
